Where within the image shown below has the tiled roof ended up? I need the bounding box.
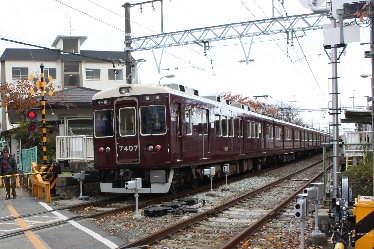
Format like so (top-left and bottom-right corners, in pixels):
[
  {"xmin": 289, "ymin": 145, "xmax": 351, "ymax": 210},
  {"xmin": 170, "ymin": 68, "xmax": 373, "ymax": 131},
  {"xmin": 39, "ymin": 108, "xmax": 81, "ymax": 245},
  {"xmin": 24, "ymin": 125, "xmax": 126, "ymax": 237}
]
[
  {"xmin": 44, "ymin": 86, "xmax": 100, "ymax": 106},
  {"xmin": 0, "ymin": 48, "xmax": 127, "ymax": 63}
]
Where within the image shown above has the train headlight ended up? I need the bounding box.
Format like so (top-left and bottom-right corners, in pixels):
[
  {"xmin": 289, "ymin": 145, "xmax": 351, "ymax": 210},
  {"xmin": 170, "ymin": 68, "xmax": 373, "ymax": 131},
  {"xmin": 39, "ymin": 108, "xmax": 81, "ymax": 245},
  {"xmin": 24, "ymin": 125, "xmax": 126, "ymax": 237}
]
[
  {"xmin": 119, "ymin": 86, "xmax": 132, "ymax": 94},
  {"xmin": 155, "ymin": 145, "xmax": 161, "ymax": 151},
  {"xmin": 105, "ymin": 147, "xmax": 111, "ymax": 153},
  {"xmin": 147, "ymin": 145, "xmax": 154, "ymax": 151},
  {"xmin": 99, "ymin": 147, "xmax": 104, "ymax": 153}
]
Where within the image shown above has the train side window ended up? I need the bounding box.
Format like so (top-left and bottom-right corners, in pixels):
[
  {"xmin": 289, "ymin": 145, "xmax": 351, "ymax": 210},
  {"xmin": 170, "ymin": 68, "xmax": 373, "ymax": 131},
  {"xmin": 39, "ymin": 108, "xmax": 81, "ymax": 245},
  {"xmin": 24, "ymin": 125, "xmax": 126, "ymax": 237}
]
[
  {"xmin": 237, "ymin": 117, "xmax": 243, "ymax": 137},
  {"xmin": 251, "ymin": 122, "xmax": 255, "ymax": 138},
  {"xmin": 198, "ymin": 109, "xmax": 208, "ymax": 135},
  {"xmin": 255, "ymin": 122, "xmax": 259, "ymax": 138},
  {"xmin": 185, "ymin": 108, "xmax": 192, "ymax": 135},
  {"xmin": 215, "ymin": 114, "xmax": 221, "ymax": 136},
  {"xmin": 258, "ymin": 123, "xmax": 262, "ymax": 138},
  {"xmin": 222, "ymin": 116, "xmax": 228, "ymax": 136},
  {"xmin": 267, "ymin": 125, "xmax": 273, "ymax": 139},
  {"xmin": 119, "ymin": 108, "xmax": 136, "ymax": 136},
  {"xmin": 247, "ymin": 121, "xmax": 251, "ymax": 138},
  {"xmin": 228, "ymin": 117, "xmax": 234, "ymax": 137},
  {"xmin": 94, "ymin": 110, "xmax": 114, "ymax": 137}
]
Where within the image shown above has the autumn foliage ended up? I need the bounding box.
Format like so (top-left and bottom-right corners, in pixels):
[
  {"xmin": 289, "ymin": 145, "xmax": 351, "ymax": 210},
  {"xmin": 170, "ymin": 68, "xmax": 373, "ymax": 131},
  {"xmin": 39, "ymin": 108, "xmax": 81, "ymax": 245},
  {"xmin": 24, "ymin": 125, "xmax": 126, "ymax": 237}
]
[
  {"xmin": 217, "ymin": 92, "xmax": 303, "ymax": 125},
  {"xmin": 0, "ymin": 78, "xmax": 61, "ymax": 116}
]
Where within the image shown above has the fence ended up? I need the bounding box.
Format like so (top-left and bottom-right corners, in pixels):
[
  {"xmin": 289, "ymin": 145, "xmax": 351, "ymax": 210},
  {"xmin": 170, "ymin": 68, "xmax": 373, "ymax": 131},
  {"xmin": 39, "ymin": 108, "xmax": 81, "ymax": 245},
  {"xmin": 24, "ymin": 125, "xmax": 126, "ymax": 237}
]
[
  {"xmin": 21, "ymin": 146, "xmax": 38, "ymax": 172},
  {"xmin": 56, "ymin": 135, "xmax": 94, "ymax": 162}
]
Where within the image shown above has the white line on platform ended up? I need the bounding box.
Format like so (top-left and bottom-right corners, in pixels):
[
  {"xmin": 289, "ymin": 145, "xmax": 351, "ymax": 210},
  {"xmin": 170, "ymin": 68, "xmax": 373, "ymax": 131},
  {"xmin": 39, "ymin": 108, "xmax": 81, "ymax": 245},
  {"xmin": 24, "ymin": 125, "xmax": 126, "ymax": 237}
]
[{"xmin": 39, "ymin": 202, "xmax": 118, "ymax": 249}]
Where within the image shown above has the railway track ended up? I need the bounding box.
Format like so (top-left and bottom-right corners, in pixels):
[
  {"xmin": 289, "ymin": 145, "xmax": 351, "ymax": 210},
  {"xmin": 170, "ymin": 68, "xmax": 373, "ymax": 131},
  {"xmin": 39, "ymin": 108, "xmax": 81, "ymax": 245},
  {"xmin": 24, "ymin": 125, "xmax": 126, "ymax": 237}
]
[
  {"xmin": 120, "ymin": 159, "xmax": 326, "ymax": 248},
  {"xmin": 0, "ymin": 155, "xmax": 328, "ymax": 247}
]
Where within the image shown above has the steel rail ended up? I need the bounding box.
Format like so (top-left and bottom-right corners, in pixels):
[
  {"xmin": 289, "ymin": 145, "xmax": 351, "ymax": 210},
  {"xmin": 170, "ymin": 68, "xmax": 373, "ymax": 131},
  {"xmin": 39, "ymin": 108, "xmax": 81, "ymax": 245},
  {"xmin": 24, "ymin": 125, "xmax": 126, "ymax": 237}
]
[
  {"xmin": 220, "ymin": 163, "xmax": 332, "ymax": 249},
  {"xmin": 120, "ymin": 160, "xmax": 325, "ymax": 248}
]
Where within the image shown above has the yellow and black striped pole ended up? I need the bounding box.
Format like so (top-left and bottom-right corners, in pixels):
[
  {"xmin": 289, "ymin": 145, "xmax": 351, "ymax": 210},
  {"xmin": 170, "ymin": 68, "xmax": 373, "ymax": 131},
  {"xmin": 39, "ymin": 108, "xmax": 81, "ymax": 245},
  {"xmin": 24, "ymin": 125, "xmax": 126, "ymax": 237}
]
[
  {"xmin": 39, "ymin": 64, "xmax": 59, "ymax": 195},
  {"xmin": 40, "ymin": 63, "xmax": 47, "ymax": 166}
]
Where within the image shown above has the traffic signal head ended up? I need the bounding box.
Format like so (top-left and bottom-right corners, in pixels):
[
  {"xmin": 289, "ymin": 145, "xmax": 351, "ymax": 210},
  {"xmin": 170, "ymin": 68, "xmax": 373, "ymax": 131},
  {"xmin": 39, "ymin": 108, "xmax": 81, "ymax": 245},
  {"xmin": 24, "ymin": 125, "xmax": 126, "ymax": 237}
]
[
  {"xmin": 26, "ymin": 109, "xmax": 40, "ymax": 132},
  {"xmin": 28, "ymin": 122, "xmax": 38, "ymax": 132},
  {"xmin": 27, "ymin": 110, "xmax": 37, "ymax": 120},
  {"xmin": 294, "ymin": 195, "xmax": 308, "ymax": 219},
  {"xmin": 125, "ymin": 180, "xmax": 137, "ymax": 190}
]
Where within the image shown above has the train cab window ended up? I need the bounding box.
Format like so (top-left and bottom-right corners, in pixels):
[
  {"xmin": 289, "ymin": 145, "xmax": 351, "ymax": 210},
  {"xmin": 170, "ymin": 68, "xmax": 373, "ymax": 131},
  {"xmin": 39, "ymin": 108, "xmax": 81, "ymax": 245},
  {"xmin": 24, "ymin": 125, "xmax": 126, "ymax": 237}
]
[
  {"xmin": 185, "ymin": 108, "xmax": 192, "ymax": 135},
  {"xmin": 94, "ymin": 110, "xmax": 114, "ymax": 137},
  {"xmin": 222, "ymin": 116, "xmax": 228, "ymax": 136},
  {"xmin": 215, "ymin": 114, "xmax": 221, "ymax": 136},
  {"xmin": 228, "ymin": 117, "xmax": 234, "ymax": 137},
  {"xmin": 119, "ymin": 108, "xmax": 136, "ymax": 136},
  {"xmin": 140, "ymin": 106, "xmax": 166, "ymax": 135}
]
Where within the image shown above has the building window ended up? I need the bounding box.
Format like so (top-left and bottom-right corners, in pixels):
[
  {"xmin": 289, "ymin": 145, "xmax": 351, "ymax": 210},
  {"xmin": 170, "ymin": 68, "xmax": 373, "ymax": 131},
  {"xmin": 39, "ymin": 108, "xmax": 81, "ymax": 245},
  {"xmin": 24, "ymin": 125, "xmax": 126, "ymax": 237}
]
[
  {"xmin": 12, "ymin": 67, "xmax": 28, "ymax": 80},
  {"xmin": 108, "ymin": 69, "xmax": 123, "ymax": 81},
  {"xmin": 44, "ymin": 68, "xmax": 56, "ymax": 83},
  {"xmin": 64, "ymin": 62, "xmax": 80, "ymax": 87},
  {"xmin": 86, "ymin": 69, "xmax": 100, "ymax": 80}
]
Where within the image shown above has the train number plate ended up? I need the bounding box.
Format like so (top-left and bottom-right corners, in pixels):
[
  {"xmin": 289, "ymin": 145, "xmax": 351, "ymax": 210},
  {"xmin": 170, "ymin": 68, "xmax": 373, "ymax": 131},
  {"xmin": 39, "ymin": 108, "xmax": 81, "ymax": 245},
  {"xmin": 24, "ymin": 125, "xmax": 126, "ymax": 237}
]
[{"xmin": 118, "ymin": 145, "xmax": 138, "ymax": 152}]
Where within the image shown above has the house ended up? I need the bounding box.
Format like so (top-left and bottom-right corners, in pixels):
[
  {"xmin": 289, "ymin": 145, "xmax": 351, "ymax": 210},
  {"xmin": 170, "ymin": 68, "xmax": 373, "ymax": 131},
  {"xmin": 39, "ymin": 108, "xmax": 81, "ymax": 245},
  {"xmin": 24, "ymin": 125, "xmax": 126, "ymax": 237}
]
[{"xmin": 0, "ymin": 35, "xmax": 138, "ymax": 167}]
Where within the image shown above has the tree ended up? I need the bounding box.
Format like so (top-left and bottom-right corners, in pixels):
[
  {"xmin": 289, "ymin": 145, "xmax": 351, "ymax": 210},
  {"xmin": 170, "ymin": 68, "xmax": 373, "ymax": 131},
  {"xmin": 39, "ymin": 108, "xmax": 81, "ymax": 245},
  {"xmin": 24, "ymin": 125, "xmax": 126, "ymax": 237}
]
[
  {"xmin": 217, "ymin": 92, "xmax": 303, "ymax": 125},
  {"xmin": 0, "ymin": 77, "xmax": 63, "ymax": 157}
]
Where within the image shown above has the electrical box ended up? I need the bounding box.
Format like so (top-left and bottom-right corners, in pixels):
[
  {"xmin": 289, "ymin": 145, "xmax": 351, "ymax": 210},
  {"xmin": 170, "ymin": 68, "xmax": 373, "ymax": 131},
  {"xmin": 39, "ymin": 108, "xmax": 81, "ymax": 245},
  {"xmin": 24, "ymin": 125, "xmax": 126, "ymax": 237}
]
[
  {"xmin": 202, "ymin": 169, "xmax": 211, "ymax": 176},
  {"xmin": 223, "ymin": 164, "xmax": 229, "ymax": 173},
  {"xmin": 303, "ymin": 187, "xmax": 318, "ymax": 200}
]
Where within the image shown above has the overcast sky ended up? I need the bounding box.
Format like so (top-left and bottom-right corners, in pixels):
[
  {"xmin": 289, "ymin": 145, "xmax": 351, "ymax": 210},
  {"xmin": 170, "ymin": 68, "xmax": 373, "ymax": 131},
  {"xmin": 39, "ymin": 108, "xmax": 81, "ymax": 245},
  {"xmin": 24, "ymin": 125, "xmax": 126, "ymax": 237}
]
[{"xmin": 0, "ymin": 0, "xmax": 371, "ymax": 131}]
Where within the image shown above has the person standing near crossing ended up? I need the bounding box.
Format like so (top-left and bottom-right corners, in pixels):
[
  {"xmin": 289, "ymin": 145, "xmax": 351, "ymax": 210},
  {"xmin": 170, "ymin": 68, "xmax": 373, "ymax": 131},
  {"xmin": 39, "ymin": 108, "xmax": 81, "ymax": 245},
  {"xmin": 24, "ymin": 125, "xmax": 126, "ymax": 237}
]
[{"xmin": 0, "ymin": 147, "xmax": 17, "ymax": 199}]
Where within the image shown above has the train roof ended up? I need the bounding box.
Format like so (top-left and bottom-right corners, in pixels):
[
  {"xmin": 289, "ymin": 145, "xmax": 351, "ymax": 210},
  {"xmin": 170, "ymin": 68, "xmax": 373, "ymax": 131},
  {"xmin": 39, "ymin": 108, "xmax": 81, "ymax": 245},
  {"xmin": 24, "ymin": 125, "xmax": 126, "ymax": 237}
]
[{"xmin": 92, "ymin": 84, "xmax": 329, "ymax": 135}]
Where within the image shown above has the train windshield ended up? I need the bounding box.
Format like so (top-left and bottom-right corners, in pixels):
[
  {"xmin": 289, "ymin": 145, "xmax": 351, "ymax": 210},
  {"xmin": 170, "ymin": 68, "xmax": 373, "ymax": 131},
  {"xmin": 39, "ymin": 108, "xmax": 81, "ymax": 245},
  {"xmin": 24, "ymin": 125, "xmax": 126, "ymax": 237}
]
[
  {"xmin": 140, "ymin": 106, "xmax": 166, "ymax": 135},
  {"xmin": 119, "ymin": 107, "xmax": 136, "ymax": 136},
  {"xmin": 94, "ymin": 110, "xmax": 114, "ymax": 137}
]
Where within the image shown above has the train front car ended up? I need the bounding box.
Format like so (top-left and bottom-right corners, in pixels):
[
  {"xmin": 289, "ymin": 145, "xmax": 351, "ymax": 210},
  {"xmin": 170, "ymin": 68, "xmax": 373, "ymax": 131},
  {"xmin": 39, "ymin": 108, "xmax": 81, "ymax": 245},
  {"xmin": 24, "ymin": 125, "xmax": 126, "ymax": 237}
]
[{"xmin": 92, "ymin": 84, "xmax": 175, "ymax": 194}]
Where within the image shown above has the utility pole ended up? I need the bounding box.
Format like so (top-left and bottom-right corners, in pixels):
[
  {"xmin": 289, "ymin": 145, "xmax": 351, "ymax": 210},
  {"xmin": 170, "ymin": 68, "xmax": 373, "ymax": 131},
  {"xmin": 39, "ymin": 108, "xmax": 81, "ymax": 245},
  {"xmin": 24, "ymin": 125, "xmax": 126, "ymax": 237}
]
[
  {"xmin": 370, "ymin": 0, "xmax": 374, "ymax": 195},
  {"xmin": 123, "ymin": 2, "xmax": 132, "ymax": 85}
]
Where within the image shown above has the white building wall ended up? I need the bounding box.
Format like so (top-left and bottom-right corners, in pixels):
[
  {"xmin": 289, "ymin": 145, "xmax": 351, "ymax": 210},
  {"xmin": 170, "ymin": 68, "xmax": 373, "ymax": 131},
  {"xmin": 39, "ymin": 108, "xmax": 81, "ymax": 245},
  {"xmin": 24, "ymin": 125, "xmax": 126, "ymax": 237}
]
[{"xmin": 81, "ymin": 62, "xmax": 126, "ymax": 90}]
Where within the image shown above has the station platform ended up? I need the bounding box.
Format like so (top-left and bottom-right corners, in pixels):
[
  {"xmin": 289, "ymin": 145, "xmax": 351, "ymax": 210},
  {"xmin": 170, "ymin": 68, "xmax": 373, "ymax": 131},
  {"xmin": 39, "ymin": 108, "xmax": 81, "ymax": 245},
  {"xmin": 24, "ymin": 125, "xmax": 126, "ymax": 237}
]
[{"xmin": 0, "ymin": 186, "xmax": 124, "ymax": 249}]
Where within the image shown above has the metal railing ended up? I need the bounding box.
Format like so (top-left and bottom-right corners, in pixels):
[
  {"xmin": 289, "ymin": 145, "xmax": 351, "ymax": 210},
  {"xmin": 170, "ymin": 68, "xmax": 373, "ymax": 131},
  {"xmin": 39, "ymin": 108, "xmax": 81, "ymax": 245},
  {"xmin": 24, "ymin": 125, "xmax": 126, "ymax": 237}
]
[
  {"xmin": 343, "ymin": 143, "xmax": 372, "ymax": 157},
  {"xmin": 56, "ymin": 135, "xmax": 94, "ymax": 162}
]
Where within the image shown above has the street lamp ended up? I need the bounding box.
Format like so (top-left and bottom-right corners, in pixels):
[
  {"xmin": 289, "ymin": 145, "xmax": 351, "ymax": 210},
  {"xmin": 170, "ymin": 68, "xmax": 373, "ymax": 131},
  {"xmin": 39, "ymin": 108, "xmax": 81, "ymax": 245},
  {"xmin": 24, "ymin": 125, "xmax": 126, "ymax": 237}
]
[
  {"xmin": 159, "ymin": 74, "xmax": 175, "ymax": 85},
  {"xmin": 361, "ymin": 73, "xmax": 374, "ymax": 195}
]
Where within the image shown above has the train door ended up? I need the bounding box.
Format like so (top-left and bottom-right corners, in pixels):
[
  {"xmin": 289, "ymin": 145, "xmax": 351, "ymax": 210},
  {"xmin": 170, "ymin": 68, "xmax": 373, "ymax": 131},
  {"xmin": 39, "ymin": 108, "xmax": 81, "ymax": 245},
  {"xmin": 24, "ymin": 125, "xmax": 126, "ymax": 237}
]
[
  {"xmin": 115, "ymin": 98, "xmax": 140, "ymax": 163},
  {"xmin": 238, "ymin": 117, "xmax": 244, "ymax": 155},
  {"xmin": 199, "ymin": 108, "xmax": 210, "ymax": 159},
  {"xmin": 172, "ymin": 102, "xmax": 183, "ymax": 162}
]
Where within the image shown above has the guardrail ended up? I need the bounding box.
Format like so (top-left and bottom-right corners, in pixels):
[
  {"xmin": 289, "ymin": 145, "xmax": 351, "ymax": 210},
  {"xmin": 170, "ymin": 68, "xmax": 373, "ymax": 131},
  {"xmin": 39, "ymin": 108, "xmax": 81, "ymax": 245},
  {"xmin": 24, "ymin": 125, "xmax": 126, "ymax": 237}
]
[{"xmin": 56, "ymin": 135, "xmax": 94, "ymax": 162}]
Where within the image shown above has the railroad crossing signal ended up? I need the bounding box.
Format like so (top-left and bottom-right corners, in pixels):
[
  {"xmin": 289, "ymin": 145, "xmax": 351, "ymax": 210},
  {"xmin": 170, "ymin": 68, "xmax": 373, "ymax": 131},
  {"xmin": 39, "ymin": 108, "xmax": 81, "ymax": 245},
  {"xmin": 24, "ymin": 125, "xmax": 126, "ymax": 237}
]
[
  {"xmin": 29, "ymin": 75, "xmax": 54, "ymax": 96},
  {"xmin": 27, "ymin": 109, "xmax": 39, "ymax": 132}
]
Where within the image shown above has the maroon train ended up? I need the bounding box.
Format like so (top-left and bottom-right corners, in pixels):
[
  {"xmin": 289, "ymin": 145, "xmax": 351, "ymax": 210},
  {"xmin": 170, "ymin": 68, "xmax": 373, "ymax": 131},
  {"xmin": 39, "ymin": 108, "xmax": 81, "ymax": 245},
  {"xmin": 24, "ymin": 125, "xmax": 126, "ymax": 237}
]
[{"xmin": 92, "ymin": 83, "xmax": 330, "ymax": 194}]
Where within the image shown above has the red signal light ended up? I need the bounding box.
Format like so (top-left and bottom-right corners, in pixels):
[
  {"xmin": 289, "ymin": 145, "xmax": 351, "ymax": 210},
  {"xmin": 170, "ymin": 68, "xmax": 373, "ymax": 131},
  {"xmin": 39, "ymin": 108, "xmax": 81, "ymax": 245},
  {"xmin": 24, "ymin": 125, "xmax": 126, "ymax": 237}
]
[
  {"xmin": 27, "ymin": 110, "xmax": 37, "ymax": 119},
  {"xmin": 155, "ymin": 145, "xmax": 161, "ymax": 151},
  {"xmin": 28, "ymin": 122, "xmax": 38, "ymax": 132}
]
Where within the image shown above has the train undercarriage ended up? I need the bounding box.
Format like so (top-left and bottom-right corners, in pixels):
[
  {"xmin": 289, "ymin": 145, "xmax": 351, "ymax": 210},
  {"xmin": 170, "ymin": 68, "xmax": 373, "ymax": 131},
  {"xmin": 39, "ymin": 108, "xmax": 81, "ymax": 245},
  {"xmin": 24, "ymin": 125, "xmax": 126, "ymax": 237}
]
[{"xmin": 99, "ymin": 150, "xmax": 316, "ymax": 194}]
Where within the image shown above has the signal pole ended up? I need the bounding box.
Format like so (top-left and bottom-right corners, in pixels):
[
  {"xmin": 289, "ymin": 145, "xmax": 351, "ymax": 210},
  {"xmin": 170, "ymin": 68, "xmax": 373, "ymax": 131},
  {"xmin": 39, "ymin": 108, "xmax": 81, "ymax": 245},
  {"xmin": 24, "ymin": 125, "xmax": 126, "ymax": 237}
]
[
  {"xmin": 370, "ymin": 0, "xmax": 374, "ymax": 195},
  {"xmin": 124, "ymin": 2, "xmax": 132, "ymax": 85},
  {"xmin": 40, "ymin": 63, "xmax": 47, "ymax": 166}
]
